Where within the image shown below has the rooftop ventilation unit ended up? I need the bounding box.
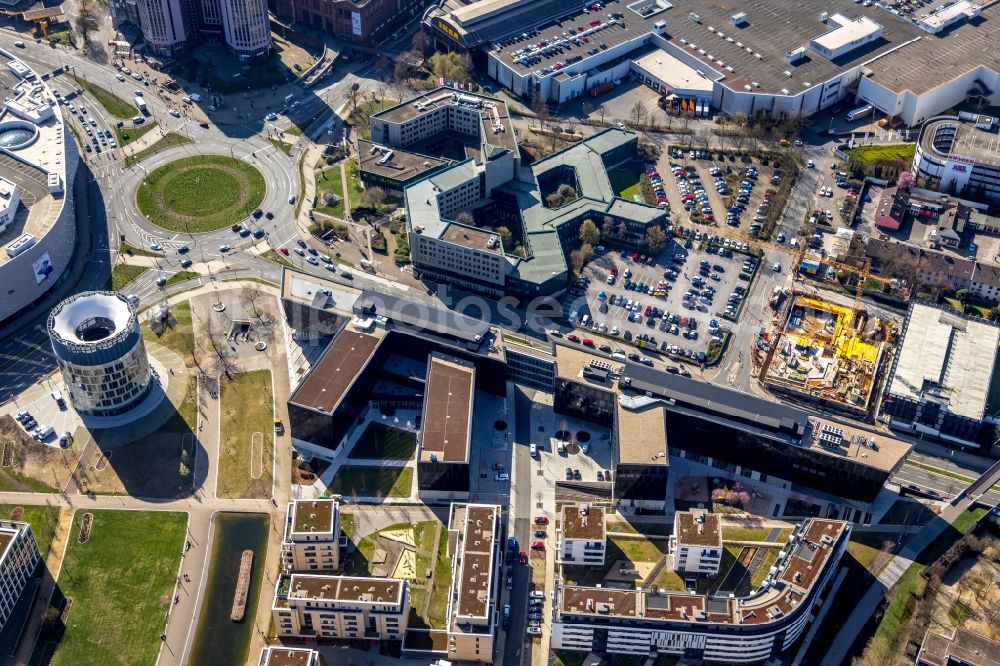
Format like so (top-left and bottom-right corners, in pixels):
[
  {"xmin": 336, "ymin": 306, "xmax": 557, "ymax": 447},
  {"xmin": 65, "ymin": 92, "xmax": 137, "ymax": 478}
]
[
  {"xmin": 781, "ymin": 88, "xmax": 791, "ymax": 94},
  {"xmin": 752, "ymin": 81, "xmax": 760, "ymax": 88},
  {"xmin": 730, "ymin": 12, "xmax": 748, "ymax": 26},
  {"xmin": 708, "ymin": 26, "xmax": 716, "ymax": 32},
  {"xmin": 784, "ymin": 70, "xmax": 792, "ymax": 77},
  {"xmin": 726, "ymin": 65, "xmax": 735, "ymax": 72},
  {"xmin": 785, "ymin": 47, "xmax": 808, "ymax": 64},
  {"xmin": 755, "ymin": 52, "xmax": 763, "ymax": 59},
  {"xmin": 820, "ymin": 11, "xmax": 828, "ymax": 22},
  {"xmin": 689, "ymin": 12, "xmax": 701, "ymax": 22}
]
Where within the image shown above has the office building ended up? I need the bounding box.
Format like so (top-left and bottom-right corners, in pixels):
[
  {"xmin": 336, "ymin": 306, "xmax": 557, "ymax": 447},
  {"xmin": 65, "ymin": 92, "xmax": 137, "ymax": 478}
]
[
  {"xmin": 0, "ymin": 520, "xmax": 41, "ymax": 633},
  {"xmin": 417, "ymin": 354, "xmax": 475, "ymax": 500},
  {"xmin": 47, "ymin": 291, "xmax": 153, "ymax": 417},
  {"xmin": 553, "ymin": 519, "xmax": 849, "ymax": 662},
  {"xmin": 273, "ymin": 0, "xmax": 429, "ymax": 43},
  {"xmin": 220, "ymin": 0, "xmax": 272, "ymax": 59},
  {"xmin": 258, "ymin": 647, "xmax": 321, "ymax": 666},
  {"xmin": 133, "ymin": 0, "xmax": 199, "ymax": 55},
  {"xmin": 558, "ymin": 505, "xmax": 605, "ymax": 566},
  {"xmin": 442, "ymin": 503, "xmax": 500, "ymax": 662},
  {"xmin": 917, "ymin": 627, "xmax": 1000, "ymax": 666},
  {"xmin": 281, "ymin": 499, "xmax": 341, "ymax": 573},
  {"xmin": 882, "ymin": 302, "xmax": 1000, "ymax": 449},
  {"xmin": 272, "ymin": 574, "xmax": 409, "ymax": 640},
  {"xmin": 670, "ymin": 510, "xmax": 722, "ymax": 576},
  {"xmin": 914, "ymin": 115, "xmax": 1000, "ymax": 204},
  {"xmin": 0, "ymin": 50, "xmax": 79, "ymax": 329}
]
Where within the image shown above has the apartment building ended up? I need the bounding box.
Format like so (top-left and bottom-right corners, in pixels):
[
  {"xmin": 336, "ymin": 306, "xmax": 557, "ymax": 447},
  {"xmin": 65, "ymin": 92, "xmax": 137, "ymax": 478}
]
[
  {"xmin": 670, "ymin": 510, "xmax": 723, "ymax": 576},
  {"xmin": 553, "ymin": 519, "xmax": 849, "ymax": 663},
  {"xmin": 272, "ymin": 574, "xmax": 409, "ymax": 641},
  {"xmin": 0, "ymin": 520, "xmax": 41, "ymax": 633},
  {"xmin": 258, "ymin": 646, "xmax": 321, "ymax": 666},
  {"xmin": 443, "ymin": 503, "xmax": 500, "ymax": 662},
  {"xmin": 281, "ymin": 499, "xmax": 341, "ymax": 572},
  {"xmin": 558, "ymin": 505, "xmax": 606, "ymax": 566},
  {"xmin": 273, "ymin": 0, "xmax": 427, "ymax": 44}
]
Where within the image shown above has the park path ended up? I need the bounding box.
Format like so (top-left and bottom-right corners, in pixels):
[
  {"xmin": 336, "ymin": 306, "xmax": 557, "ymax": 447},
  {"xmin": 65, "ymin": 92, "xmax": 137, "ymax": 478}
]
[{"xmin": 340, "ymin": 161, "xmax": 352, "ymax": 219}]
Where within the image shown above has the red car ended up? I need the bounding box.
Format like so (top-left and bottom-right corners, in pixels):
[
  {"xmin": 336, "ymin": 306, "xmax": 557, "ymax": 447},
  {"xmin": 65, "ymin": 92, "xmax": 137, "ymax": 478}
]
[
  {"xmin": 566, "ymin": 334, "xmax": 580, "ymax": 343},
  {"xmin": 631, "ymin": 251, "xmax": 640, "ymax": 261},
  {"xmin": 535, "ymin": 516, "xmax": 549, "ymax": 525},
  {"xmin": 531, "ymin": 541, "xmax": 545, "ymax": 550},
  {"xmin": 582, "ymin": 338, "xmax": 594, "ymax": 347},
  {"xmin": 279, "ymin": 246, "xmax": 289, "ymax": 255},
  {"xmin": 643, "ymin": 305, "xmax": 652, "ymax": 316},
  {"xmin": 519, "ymin": 551, "xmax": 528, "ymax": 565}
]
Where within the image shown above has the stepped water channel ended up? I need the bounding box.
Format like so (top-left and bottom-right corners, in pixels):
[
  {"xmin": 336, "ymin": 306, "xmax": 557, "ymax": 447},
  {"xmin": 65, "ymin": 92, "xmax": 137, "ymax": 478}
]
[{"xmin": 189, "ymin": 513, "xmax": 269, "ymax": 665}]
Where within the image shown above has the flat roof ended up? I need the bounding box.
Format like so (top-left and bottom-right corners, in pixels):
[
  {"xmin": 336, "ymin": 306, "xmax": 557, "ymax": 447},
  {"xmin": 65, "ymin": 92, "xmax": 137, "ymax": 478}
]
[
  {"xmin": 419, "ymin": 354, "xmax": 475, "ymax": 463},
  {"xmin": 920, "ymin": 117, "xmax": 1000, "ymax": 168},
  {"xmin": 259, "ymin": 647, "xmax": 318, "ymax": 666},
  {"xmin": 488, "ymin": 0, "xmax": 926, "ymax": 95},
  {"xmin": 615, "ymin": 400, "xmax": 668, "ymax": 465},
  {"xmin": 917, "ymin": 0, "xmax": 981, "ymax": 31},
  {"xmin": 289, "ymin": 329, "xmax": 384, "ymax": 413},
  {"xmin": 562, "ymin": 505, "xmax": 605, "ymax": 540},
  {"xmin": 440, "ymin": 224, "xmax": 503, "ymax": 254},
  {"xmin": 675, "ymin": 510, "xmax": 722, "ymax": 548},
  {"xmin": 632, "ymin": 50, "xmax": 714, "ymax": 94},
  {"xmin": 357, "ymin": 139, "xmax": 450, "ymax": 182},
  {"xmin": 918, "ymin": 627, "xmax": 1000, "ymax": 666},
  {"xmin": 811, "ymin": 14, "xmax": 882, "ymax": 53},
  {"xmin": 451, "ymin": 504, "xmax": 499, "ymax": 620},
  {"xmin": 559, "ymin": 519, "xmax": 847, "ymax": 627},
  {"xmin": 291, "ymin": 499, "xmax": 337, "ymax": 534},
  {"xmin": 889, "ymin": 302, "xmax": 1000, "ymax": 421},
  {"xmin": 288, "ymin": 575, "xmax": 403, "ymax": 605},
  {"xmin": 279, "ymin": 267, "xmax": 362, "ymax": 311},
  {"xmin": 864, "ymin": 2, "xmax": 1000, "ymax": 96}
]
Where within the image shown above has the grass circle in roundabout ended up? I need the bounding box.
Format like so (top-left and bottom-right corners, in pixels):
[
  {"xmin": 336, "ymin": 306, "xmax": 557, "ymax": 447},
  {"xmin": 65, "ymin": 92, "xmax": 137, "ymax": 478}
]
[{"xmin": 135, "ymin": 155, "xmax": 266, "ymax": 233}]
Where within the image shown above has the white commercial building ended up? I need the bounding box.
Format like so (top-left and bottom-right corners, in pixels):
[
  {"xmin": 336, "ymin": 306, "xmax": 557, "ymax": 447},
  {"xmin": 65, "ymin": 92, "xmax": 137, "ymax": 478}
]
[
  {"xmin": 281, "ymin": 499, "xmax": 341, "ymax": 573},
  {"xmin": 670, "ymin": 509, "xmax": 723, "ymax": 576},
  {"xmin": 0, "ymin": 177, "xmax": 20, "ymax": 235},
  {"xmin": 809, "ymin": 14, "xmax": 883, "ymax": 60},
  {"xmin": 913, "ymin": 0, "xmax": 982, "ymax": 34},
  {"xmin": 553, "ymin": 519, "xmax": 850, "ymax": 663},
  {"xmin": 272, "ymin": 574, "xmax": 409, "ymax": 641},
  {"xmin": 0, "ymin": 520, "xmax": 41, "ymax": 634},
  {"xmin": 558, "ymin": 505, "xmax": 606, "ymax": 566},
  {"xmin": 913, "ymin": 115, "xmax": 1000, "ymax": 204}
]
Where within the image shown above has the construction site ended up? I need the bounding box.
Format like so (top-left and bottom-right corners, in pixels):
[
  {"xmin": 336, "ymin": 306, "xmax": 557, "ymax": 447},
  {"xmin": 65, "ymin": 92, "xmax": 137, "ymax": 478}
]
[{"xmin": 761, "ymin": 294, "xmax": 893, "ymax": 417}]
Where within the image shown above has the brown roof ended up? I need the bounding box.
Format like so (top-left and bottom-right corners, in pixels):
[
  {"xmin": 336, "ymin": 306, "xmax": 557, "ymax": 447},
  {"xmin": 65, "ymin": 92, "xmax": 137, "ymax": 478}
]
[
  {"xmin": 441, "ymin": 224, "xmax": 503, "ymax": 254},
  {"xmin": 289, "ymin": 575, "xmax": 403, "ymax": 605},
  {"xmin": 454, "ymin": 504, "xmax": 498, "ymax": 620},
  {"xmin": 291, "ymin": 499, "xmax": 336, "ymax": 534},
  {"xmin": 866, "ymin": 238, "xmax": 975, "ymax": 286},
  {"xmin": 562, "ymin": 506, "xmax": 605, "ymax": 540},
  {"xmin": 675, "ymin": 510, "xmax": 722, "ymax": 548},
  {"xmin": 616, "ymin": 402, "xmax": 667, "ymax": 465},
  {"xmin": 290, "ymin": 330, "xmax": 383, "ymax": 413},
  {"xmin": 918, "ymin": 627, "xmax": 1000, "ymax": 666},
  {"xmin": 558, "ymin": 518, "xmax": 848, "ymax": 628},
  {"xmin": 260, "ymin": 647, "xmax": 318, "ymax": 666},
  {"xmin": 420, "ymin": 355, "xmax": 474, "ymax": 463},
  {"xmin": 357, "ymin": 139, "xmax": 449, "ymax": 182}
]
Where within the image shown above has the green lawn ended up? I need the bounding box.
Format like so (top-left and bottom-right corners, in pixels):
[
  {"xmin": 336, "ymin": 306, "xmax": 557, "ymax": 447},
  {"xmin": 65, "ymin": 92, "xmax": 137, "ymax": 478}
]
[
  {"xmin": 124, "ymin": 132, "xmax": 192, "ymax": 168},
  {"xmin": 108, "ymin": 264, "xmax": 147, "ymax": 291},
  {"xmin": 339, "ymin": 513, "xmax": 354, "ymax": 539},
  {"xmin": 845, "ymin": 143, "xmax": 916, "ymax": 164},
  {"xmin": 426, "ymin": 525, "xmax": 452, "ymax": 628},
  {"xmin": 751, "ymin": 548, "xmax": 780, "ymax": 587},
  {"xmin": 164, "ymin": 270, "xmax": 199, "ymax": 288},
  {"xmin": 261, "ymin": 249, "xmax": 295, "ymax": 269},
  {"xmin": 314, "ymin": 165, "xmax": 345, "ymax": 219},
  {"xmin": 115, "ymin": 121, "xmax": 158, "ymax": 148},
  {"xmin": 0, "ymin": 503, "xmax": 60, "ymax": 559},
  {"xmin": 141, "ymin": 300, "xmax": 195, "ymax": 367},
  {"xmin": 847, "ymin": 533, "xmax": 897, "ymax": 573},
  {"xmin": 348, "ymin": 423, "xmax": 417, "ymax": 460},
  {"xmin": 136, "ymin": 155, "xmax": 266, "ymax": 233},
  {"xmin": 344, "ymin": 159, "xmax": 365, "ymax": 211},
  {"xmin": 67, "ymin": 74, "xmax": 137, "ymax": 119},
  {"xmin": 48, "ymin": 510, "xmax": 186, "ymax": 666},
  {"xmin": 650, "ymin": 568, "xmax": 686, "ymax": 591},
  {"xmin": 722, "ymin": 527, "xmax": 771, "ymax": 542},
  {"xmin": 218, "ymin": 370, "xmax": 274, "ymax": 499},
  {"xmin": 328, "ymin": 465, "xmax": 412, "ymax": 498}
]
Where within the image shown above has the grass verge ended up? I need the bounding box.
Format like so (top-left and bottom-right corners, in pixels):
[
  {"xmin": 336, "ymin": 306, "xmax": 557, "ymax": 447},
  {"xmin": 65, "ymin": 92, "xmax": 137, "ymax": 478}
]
[
  {"xmin": 108, "ymin": 264, "xmax": 146, "ymax": 291},
  {"xmin": 268, "ymin": 138, "xmax": 293, "ymax": 155},
  {"xmin": 164, "ymin": 270, "xmax": 199, "ymax": 288},
  {"xmin": 124, "ymin": 132, "xmax": 192, "ymax": 167},
  {"xmin": 328, "ymin": 465, "xmax": 412, "ymax": 498},
  {"xmin": 218, "ymin": 370, "xmax": 274, "ymax": 499},
  {"xmin": 67, "ymin": 74, "xmax": 137, "ymax": 119},
  {"xmin": 115, "ymin": 121, "xmax": 158, "ymax": 148}
]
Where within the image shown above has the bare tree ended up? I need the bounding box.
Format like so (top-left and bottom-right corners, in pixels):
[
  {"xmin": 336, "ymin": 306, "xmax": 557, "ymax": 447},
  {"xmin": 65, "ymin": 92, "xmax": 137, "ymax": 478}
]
[
  {"xmin": 629, "ymin": 101, "xmax": 648, "ymax": 128},
  {"xmin": 360, "ymin": 186, "xmax": 387, "ymax": 210}
]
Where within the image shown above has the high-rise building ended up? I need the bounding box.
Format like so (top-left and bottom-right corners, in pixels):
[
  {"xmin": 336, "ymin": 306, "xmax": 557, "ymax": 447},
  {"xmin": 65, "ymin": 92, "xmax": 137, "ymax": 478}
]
[
  {"xmin": 220, "ymin": 0, "xmax": 272, "ymax": 60},
  {"xmin": 134, "ymin": 0, "xmax": 199, "ymax": 56},
  {"xmin": 47, "ymin": 291, "xmax": 153, "ymax": 417}
]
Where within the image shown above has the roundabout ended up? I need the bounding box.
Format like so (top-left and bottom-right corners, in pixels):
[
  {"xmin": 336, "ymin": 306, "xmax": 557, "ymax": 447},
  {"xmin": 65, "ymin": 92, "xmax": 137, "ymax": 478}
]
[{"xmin": 135, "ymin": 155, "xmax": 266, "ymax": 233}]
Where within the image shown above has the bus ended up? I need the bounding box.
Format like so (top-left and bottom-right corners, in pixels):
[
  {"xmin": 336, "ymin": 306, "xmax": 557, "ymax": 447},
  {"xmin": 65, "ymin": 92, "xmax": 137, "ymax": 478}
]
[{"xmin": 846, "ymin": 104, "xmax": 874, "ymax": 122}]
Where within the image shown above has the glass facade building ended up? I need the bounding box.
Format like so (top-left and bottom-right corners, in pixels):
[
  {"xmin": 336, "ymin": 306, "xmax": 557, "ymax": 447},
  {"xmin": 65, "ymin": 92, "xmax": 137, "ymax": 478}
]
[{"xmin": 47, "ymin": 292, "xmax": 153, "ymax": 417}]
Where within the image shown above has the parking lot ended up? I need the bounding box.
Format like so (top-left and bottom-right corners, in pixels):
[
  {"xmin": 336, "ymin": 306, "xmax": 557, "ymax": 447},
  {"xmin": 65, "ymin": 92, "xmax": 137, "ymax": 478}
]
[{"xmin": 566, "ymin": 238, "xmax": 757, "ymax": 363}]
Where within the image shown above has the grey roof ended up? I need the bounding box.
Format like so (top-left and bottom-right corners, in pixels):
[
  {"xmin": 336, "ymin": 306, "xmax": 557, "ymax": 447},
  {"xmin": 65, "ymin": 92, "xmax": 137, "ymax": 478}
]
[
  {"xmin": 621, "ymin": 364, "xmax": 810, "ymax": 439},
  {"xmin": 888, "ymin": 302, "xmax": 1000, "ymax": 420},
  {"xmin": 354, "ymin": 290, "xmax": 491, "ymax": 344},
  {"xmin": 405, "ymin": 159, "xmax": 479, "ymax": 241}
]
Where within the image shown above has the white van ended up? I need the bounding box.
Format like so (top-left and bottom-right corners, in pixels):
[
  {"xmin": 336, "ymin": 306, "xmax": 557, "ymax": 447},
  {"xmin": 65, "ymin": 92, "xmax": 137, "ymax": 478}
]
[
  {"xmin": 611, "ymin": 351, "xmax": 627, "ymax": 362},
  {"xmin": 529, "ymin": 443, "xmax": 538, "ymax": 457},
  {"xmin": 557, "ymin": 441, "xmax": 566, "ymax": 454},
  {"xmin": 33, "ymin": 426, "xmax": 54, "ymax": 441},
  {"xmin": 581, "ymin": 314, "xmax": 590, "ymax": 326},
  {"xmin": 51, "ymin": 390, "xmax": 64, "ymax": 405}
]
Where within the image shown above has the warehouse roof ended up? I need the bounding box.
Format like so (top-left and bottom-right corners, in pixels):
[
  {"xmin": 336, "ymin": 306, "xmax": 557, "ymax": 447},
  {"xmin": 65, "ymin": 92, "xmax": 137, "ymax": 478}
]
[
  {"xmin": 290, "ymin": 330, "xmax": 384, "ymax": 413},
  {"xmin": 888, "ymin": 302, "xmax": 1000, "ymax": 421}
]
